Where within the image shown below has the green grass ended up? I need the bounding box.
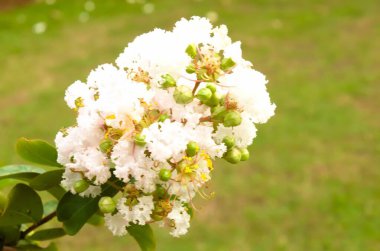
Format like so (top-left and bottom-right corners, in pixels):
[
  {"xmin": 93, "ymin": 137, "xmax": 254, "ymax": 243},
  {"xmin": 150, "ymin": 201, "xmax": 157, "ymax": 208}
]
[{"xmin": 1, "ymin": 0, "xmax": 379, "ymax": 250}]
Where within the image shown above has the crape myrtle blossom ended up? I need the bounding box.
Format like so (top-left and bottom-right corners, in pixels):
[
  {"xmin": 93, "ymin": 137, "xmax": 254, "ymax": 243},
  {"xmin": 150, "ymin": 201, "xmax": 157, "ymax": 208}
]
[{"xmin": 55, "ymin": 16, "xmax": 275, "ymax": 237}]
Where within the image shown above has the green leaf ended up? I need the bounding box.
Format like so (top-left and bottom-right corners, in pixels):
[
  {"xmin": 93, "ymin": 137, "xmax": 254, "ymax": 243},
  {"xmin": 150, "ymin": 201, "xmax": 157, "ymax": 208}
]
[
  {"xmin": 16, "ymin": 138, "xmax": 62, "ymax": 167},
  {"xmin": 0, "ymin": 225, "xmax": 20, "ymax": 246},
  {"xmin": 0, "ymin": 165, "xmax": 44, "ymax": 182},
  {"xmin": 0, "ymin": 184, "xmax": 43, "ymax": 226},
  {"xmin": 87, "ymin": 213, "xmax": 104, "ymax": 226},
  {"xmin": 57, "ymin": 183, "xmax": 118, "ymax": 235},
  {"xmin": 17, "ymin": 242, "xmax": 58, "ymax": 251},
  {"xmin": 43, "ymin": 200, "xmax": 58, "ymax": 216},
  {"xmin": 27, "ymin": 228, "xmax": 65, "ymax": 241},
  {"xmin": 127, "ymin": 224, "xmax": 156, "ymax": 251},
  {"xmin": 46, "ymin": 186, "xmax": 66, "ymax": 201},
  {"xmin": 29, "ymin": 169, "xmax": 64, "ymax": 191}
]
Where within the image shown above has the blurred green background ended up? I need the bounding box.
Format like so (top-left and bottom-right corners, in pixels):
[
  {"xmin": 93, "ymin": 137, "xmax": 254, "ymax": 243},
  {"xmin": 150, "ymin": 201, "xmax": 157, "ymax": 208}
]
[{"xmin": 1, "ymin": 0, "xmax": 379, "ymax": 250}]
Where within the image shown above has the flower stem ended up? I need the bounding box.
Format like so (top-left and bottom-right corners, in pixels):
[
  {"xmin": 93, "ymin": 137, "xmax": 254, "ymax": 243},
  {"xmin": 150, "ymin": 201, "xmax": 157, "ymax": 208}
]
[
  {"xmin": 106, "ymin": 180, "xmax": 124, "ymax": 191},
  {"xmin": 192, "ymin": 82, "xmax": 200, "ymax": 95}
]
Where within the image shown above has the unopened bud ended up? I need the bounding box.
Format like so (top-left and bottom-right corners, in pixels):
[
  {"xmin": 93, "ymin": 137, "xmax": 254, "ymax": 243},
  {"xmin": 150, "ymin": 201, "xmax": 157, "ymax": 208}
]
[
  {"xmin": 98, "ymin": 196, "xmax": 116, "ymax": 214},
  {"xmin": 206, "ymin": 83, "xmax": 217, "ymax": 93},
  {"xmin": 185, "ymin": 44, "xmax": 197, "ymax": 58},
  {"xmin": 222, "ymin": 136, "xmax": 235, "ymax": 149},
  {"xmin": 186, "ymin": 141, "xmax": 199, "ymax": 157},
  {"xmin": 99, "ymin": 138, "xmax": 113, "ymax": 153},
  {"xmin": 159, "ymin": 168, "xmax": 172, "ymax": 181},
  {"xmin": 74, "ymin": 180, "xmax": 90, "ymax": 193},
  {"xmin": 196, "ymin": 88, "xmax": 212, "ymax": 103},
  {"xmin": 224, "ymin": 147, "xmax": 241, "ymax": 164},
  {"xmin": 211, "ymin": 106, "xmax": 227, "ymax": 123},
  {"xmin": 161, "ymin": 74, "xmax": 176, "ymax": 89},
  {"xmin": 205, "ymin": 92, "xmax": 222, "ymax": 107},
  {"xmin": 186, "ymin": 64, "xmax": 196, "ymax": 74},
  {"xmin": 174, "ymin": 85, "xmax": 194, "ymax": 104},
  {"xmin": 239, "ymin": 148, "xmax": 250, "ymax": 161},
  {"xmin": 223, "ymin": 110, "xmax": 242, "ymax": 127},
  {"xmin": 155, "ymin": 185, "xmax": 167, "ymax": 198},
  {"xmin": 134, "ymin": 134, "xmax": 146, "ymax": 146},
  {"xmin": 220, "ymin": 57, "xmax": 236, "ymax": 71}
]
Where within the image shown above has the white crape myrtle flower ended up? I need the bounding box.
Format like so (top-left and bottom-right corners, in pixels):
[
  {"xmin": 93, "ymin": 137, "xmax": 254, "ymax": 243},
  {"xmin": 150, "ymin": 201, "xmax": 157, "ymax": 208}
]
[
  {"xmin": 61, "ymin": 169, "xmax": 101, "ymax": 198},
  {"xmin": 56, "ymin": 16, "xmax": 275, "ymax": 238},
  {"xmin": 105, "ymin": 212, "xmax": 129, "ymax": 236},
  {"xmin": 64, "ymin": 80, "xmax": 95, "ymax": 109},
  {"xmin": 117, "ymin": 196, "xmax": 154, "ymax": 225},
  {"xmin": 214, "ymin": 112, "xmax": 258, "ymax": 148},
  {"xmin": 219, "ymin": 66, "xmax": 276, "ymax": 123},
  {"xmin": 167, "ymin": 201, "xmax": 191, "ymax": 237},
  {"xmin": 142, "ymin": 120, "xmax": 190, "ymax": 162}
]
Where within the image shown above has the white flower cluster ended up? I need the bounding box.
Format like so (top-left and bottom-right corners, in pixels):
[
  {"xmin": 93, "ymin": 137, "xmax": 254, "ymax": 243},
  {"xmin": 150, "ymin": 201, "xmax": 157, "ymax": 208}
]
[{"xmin": 55, "ymin": 16, "xmax": 275, "ymax": 237}]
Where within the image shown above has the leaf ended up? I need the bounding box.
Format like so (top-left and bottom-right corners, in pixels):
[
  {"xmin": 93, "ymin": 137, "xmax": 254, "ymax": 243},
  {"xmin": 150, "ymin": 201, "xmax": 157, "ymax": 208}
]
[
  {"xmin": 127, "ymin": 224, "xmax": 156, "ymax": 251},
  {"xmin": 57, "ymin": 183, "xmax": 118, "ymax": 235},
  {"xmin": 46, "ymin": 186, "xmax": 66, "ymax": 201},
  {"xmin": 29, "ymin": 169, "xmax": 64, "ymax": 191},
  {"xmin": 0, "ymin": 225, "xmax": 20, "ymax": 246},
  {"xmin": 17, "ymin": 242, "xmax": 58, "ymax": 251},
  {"xmin": 87, "ymin": 213, "xmax": 104, "ymax": 226},
  {"xmin": 43, "ymin": 200, "xmax": 58, "ymax": 216},
  {"xmin": 27, "ymin": 228, "xmax": 65, "ymax": 241},
  {"xmin": 0, "ymin": 184, "xmax": 43, "ymax": 226},
  {"xmin": 0, "ymin": 165, "xmax": 44, "ymax": 182},
  {"xmin": 16, "ymin": 138, "xmax": 62, "ymax": 167}
]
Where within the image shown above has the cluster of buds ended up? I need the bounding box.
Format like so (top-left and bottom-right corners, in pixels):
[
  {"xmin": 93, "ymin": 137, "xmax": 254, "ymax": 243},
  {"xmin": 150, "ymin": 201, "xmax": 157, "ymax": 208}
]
[{"xmin": 55, "ymin": 17, "xmax": 275, "ymax": 237}]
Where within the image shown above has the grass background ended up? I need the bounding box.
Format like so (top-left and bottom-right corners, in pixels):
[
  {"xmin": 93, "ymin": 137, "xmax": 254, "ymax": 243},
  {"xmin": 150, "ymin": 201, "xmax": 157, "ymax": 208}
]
[{"xmin": 1, "ymin": 0, "xmax": 379, "ymax": 250}]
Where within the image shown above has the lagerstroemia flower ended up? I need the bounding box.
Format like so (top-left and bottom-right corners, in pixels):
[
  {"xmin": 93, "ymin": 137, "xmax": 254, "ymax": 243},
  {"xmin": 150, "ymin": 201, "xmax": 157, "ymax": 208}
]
[{"xmin": 55, "ymin": 16, "xmax": 276, "ymax": 237}]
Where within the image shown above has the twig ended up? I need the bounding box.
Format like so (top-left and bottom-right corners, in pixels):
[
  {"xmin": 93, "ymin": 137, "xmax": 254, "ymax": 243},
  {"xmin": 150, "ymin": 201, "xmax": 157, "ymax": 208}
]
[
  {"xmin": 106, "ymin": 180, "xmax": 124, "ymax": 191},
  {"xmin": 20, "ymin": 211, "xmax": 57, "ymax": 239}
]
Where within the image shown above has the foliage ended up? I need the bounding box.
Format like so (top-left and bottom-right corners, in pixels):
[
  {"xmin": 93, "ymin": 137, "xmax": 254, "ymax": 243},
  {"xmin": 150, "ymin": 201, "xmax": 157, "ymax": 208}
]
[{"xmin": 0, "ymin": 138, "xmax": 155, "ymax": 251}]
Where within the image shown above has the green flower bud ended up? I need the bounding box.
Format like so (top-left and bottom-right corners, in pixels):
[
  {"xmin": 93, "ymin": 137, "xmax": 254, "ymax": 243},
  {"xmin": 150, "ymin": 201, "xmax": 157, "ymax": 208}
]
[
  {"xmin": 240, "ymin": 148, "xmax": 250, "ymax": 161},
  {"xmin": 174, "ymin": 85, "xmax": 194, "ymax": 104},
  {"xmin": 186, "ymin": 64, "xmax": 196, "ymax": 74},
  {"xmin": 223, "ymin": 110, "xmax": 242, "ymax": 127},
  {"xmin": 99, "ymin": 138, "xmax": 113, "ymax": 153},
  {"xmin": 134, "ymin": 134, "xmax": 146, "ymax": 146},
  {"xmin": 159, "ymin": 168, "xmax": 172, "ymax": 181},
  {"xmin": 205, "ymin": 92, "xmax": 222, "ymax": 107},
  {"xmin": 222, "ymin": 136, "xmax": 235, "ymax": 149},
  {"xmin": 185, "ymin": 44, "xmax": 197, "ymax": 58},
  {"xmin": 158, "ymin": 114, "xmax": 170, "ymax": 122},
  {"xmin": 151, "ymin": 213, "xmax": 164, "ymax": 221},
  {"xmin": 155, "ymin": 185, "xmax": 167, "ymax": 198},
  {"xmin": 206, "ymin": 83, "xmax": 217, "ymax": 93},
  {"xmin": 161, "ymin": 74, "xmax": 176, "ymax": 89},
  {"xmin": 98, "ymin": 196, "xmax": 116, "ymax": 214},
  {"xmin": 0, "ymin": 192, "xmax": 8, "ymax": 215},
  {"xmin": 211, "ymin": 106, "xmax": 227, "ymax": 122},
  {"xmin": 224, "ymin": 147, "xmax": 241, "ymax": 164},
  {"xmin": 220, "ymin": 57, "xmax": 236, "ymax": 71},
  {"xmin": 74, "ymin": 180, "xmax": 90, "ymax": 193},
  {"xmin": 186, "ymin": 141, "xmax": 199, "ymax": 157},
  {"xmin": 196, "ymin": 88, "xmax": 212, "ymax": 103}
]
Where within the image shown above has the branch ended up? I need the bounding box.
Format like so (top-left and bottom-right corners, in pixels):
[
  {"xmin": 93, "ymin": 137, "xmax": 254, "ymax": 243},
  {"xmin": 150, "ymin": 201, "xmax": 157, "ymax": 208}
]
[{"xmin": 20, "ymin": 211, "xmax": 57, "ymax": 239}]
